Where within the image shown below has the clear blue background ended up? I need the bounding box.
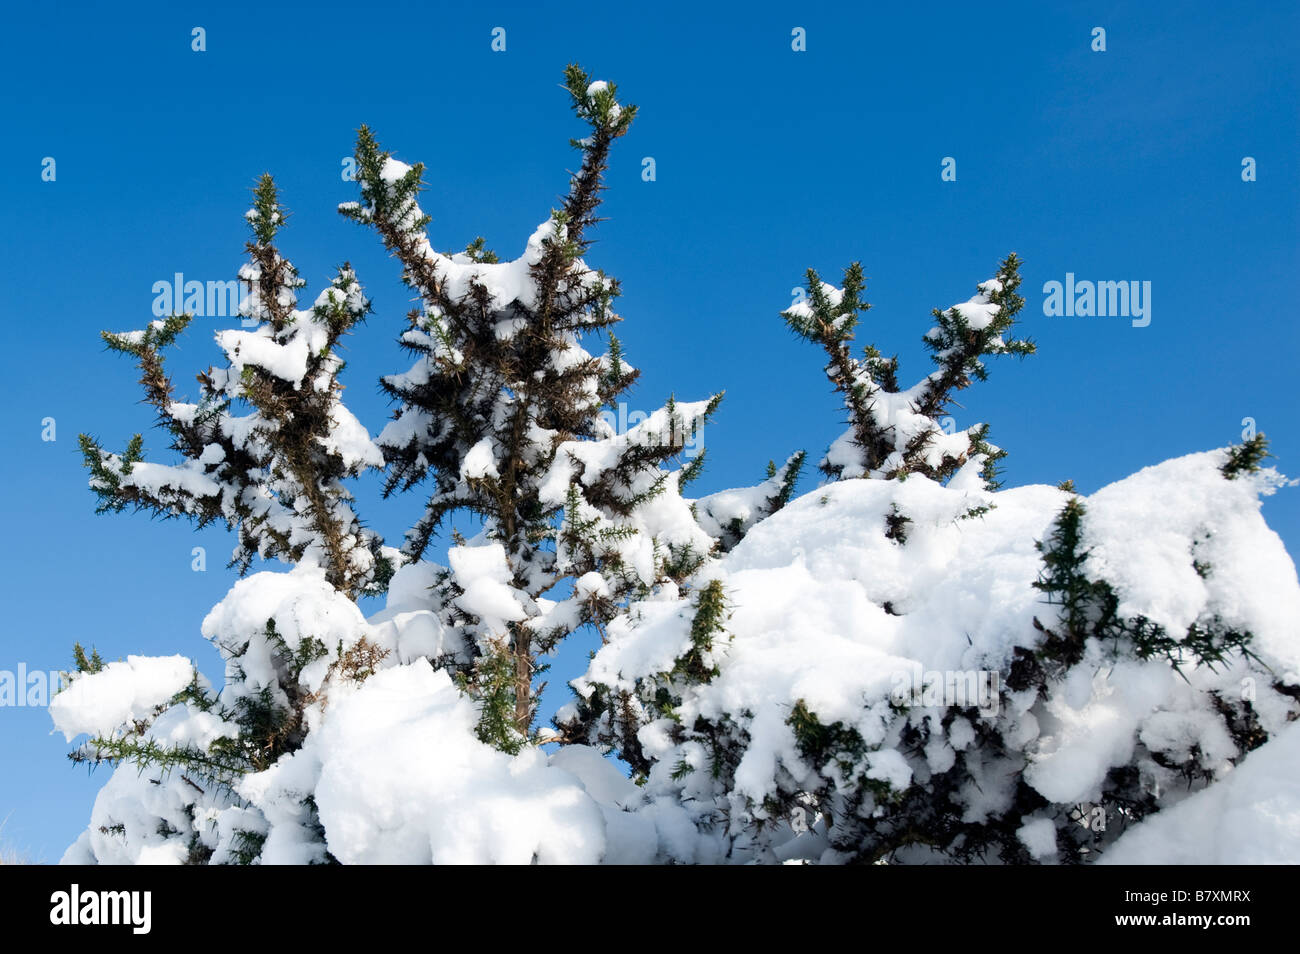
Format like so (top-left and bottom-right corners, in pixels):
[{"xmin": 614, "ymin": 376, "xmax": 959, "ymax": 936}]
[{"xmin": 2, "ymin": 1, "xmax": 1295, "ymax": 861}]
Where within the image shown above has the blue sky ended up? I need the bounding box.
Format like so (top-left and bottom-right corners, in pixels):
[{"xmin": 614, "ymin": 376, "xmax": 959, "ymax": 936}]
[{"xmin": 2, "ymin": 1, "xmax": 1296, "ymax": 861}]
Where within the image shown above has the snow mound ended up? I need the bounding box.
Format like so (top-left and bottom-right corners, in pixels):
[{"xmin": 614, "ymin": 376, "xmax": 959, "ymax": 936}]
[
  {"xmin": 242, "ymin": 661, "xmax": 607, "ymax": 864},
  {"xmin": 50, "ymin": 656, "xmax": 194, "ymax": 742},
  {"xmin": 572, "ymin": 449, "xmax": 1300, "ymax": 862},
  {"xmin": 1101, "ymin": 721, "xmax": 1300, "ymax": 865}
]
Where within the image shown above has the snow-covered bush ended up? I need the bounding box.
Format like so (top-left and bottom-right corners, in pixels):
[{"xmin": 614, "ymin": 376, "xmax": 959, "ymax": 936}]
[
  {"xmin": 54, "ymin": 66, "xmax": 1299, "ymax": 865},
  {"xmin": 58, "ymin": 66, "xmax": 770, "ymax": 865},
  {"xmin": 567, "ymin": 448, "xmax": 1299, "ymax": 863},
  {"xmin": 563, "ymin": 260, "xmax": 1300, "ymax": 863}
]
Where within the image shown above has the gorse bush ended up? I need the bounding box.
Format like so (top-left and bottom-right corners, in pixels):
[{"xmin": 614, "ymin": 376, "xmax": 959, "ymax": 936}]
[{"xmin": 54, "ymin": 67, "xmax": 1300, "ymax": 865}]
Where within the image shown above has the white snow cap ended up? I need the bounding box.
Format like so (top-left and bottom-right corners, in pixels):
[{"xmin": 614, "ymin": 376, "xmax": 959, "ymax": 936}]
[
  {"xmin": 245, "ymin": 660, "xmax": 608, "ymax": 864},
  {"xmin": 575, "ymin": 448, "xmax": 1300, "ymax": 861},
  {"xmin": 50, "ymin": 655, "xmax": 195, "ymax": 742},
  {"xmin": 448, "ymin": 542, "xmax": 528, "ymax": 634},
  {"xmin": 1102, "ymin": 721, "xmax": 1300, "ymax": 864}
]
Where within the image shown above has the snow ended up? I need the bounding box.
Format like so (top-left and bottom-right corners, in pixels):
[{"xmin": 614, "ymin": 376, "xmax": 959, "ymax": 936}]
[
  {"xmin": 109, "ymin": 460, "xmax": 221, "ymax": 501},
  {"xmin": 376, "ymin": 559, "xmax": 441, "ymax": 614},
  {"xmin": 1083, "ymin": 454, "xmax": 1298, "ymax": 655},
  {"xmin": 783, "ymin": 282, "xmax": 844, "ymax": 324},
  {"xmin": 50, "ymin": 656, "xmax": 195, "ymax": 742},
  {"xmin": 1101, "ymin": 721, "xmax": 1300, "ymax": 864},
  {"xmin": 146, "ymin": 704, "xmax": 239, "ymax": 751},
  {"xmin": 400, "ymin": 218, "xmax": 573, "ymax": 316},
  {"xmin": 201, "ymin": 566, "xmax": 370, "ymax": 705},
  {"xmin": 542, "ymin": 400, "xmax": 716, "ymax": 504},
  {"xmin": 109, "ymin": 320, "xmax": 168, "ymax": 347},
  {"xmin": 461, "ymin": 437, "xmax": 501, "ymax": 481},
  {"xmin": 356, "ymin": 154, "xmax": 616, "ymax": 325},
  {"xmin": 366, "ymin": 558, "xmax": 464, "ymax": 665},
  {"xmin": 447, "ymin": 542, "xmax": 528, "ymax": 635},
  {"xmin": 1017, "ymin": 817, "xmax": 1058, "ymax": 860},
  {"xmin": 317, "ymin": 404, "xmax": 384, "ymax": 470},
  {"xmin": 574, "ymin": 449, "xmax": 1300, "ymax": 861},
  {"xmin": 57, "ymin": 107, "xmax": 1300, "ymax": 866},
  {"xmin": 62, "ymin": 763, "xmax": 237, "ymax": 865},
  {"xmin": 573, "ymin": 571, "xmax": 610, "ymax": 600},
  {"xmin": 217, "ymin": 327, "xmax": 313, "ymax": 387},
  {"xmin": 818, "ymin": 372, "xmax": 979, "ymax": 481},
  {"xmin": 59, "ymin": 441, "xmax": 1300, "ymax": 865},
  {"xmin": 230, "ymin": 660, "xmax": 705, "ymax": 864},
  {"xmin": 693, "ymin": 454, "xmax": 800, "ymax": 548},
  {"xmin": 379, "ymin": 157, "xmax": 411, "ymax": 184},
  {"xmin": 949, "ymin": 284, "xmax": 1001, "ymax": 331},
  {"xmin": 263, "ymin": 661, "xmax": 607, "ymax": 864}
]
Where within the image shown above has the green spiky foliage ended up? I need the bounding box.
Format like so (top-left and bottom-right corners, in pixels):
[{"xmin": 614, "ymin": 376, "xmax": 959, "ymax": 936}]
[
  {"xmin": 692, "ymin": 451, "xmax": 807, "ymax": 553},
  {"xmin": 723, "ymin": 473, "xmax": 1280, "ymax": 866},
  {"xmin": 1026, "ymin": 496, "xmax": 1255, "ymax": 681},
  {"xmin": 77, "ymin": 174, "xmax": 387, "ymax": 599},
  {"xmin": 765, "ymin": 452, "xmax": 807, "ymax": 510},
  {"xmin": 563, "ymin": 444, "xmax": 809, "ymax": 763},
  {"xmin": 67, "ymin": 175, "xmax": 394, "ymax": 864},
  {"xmin": 67, "ymin": 74, "xmax": 794, "ymax": 858},
  {"xmin": 61, "ymin": 621, "xmax": 393, "ymax": 865},
  {"xmin": 564, "ymin": 576, "xmax": 736, "ymax": 781},
  {"xmin": 340, "ymin": 66, "xmax": 750, "ymax": 747},
  {"xmin": 72, "ymin": 643, "xmax": 105, "ymax": 675},
  {"xmin": 1222, "ymin": 433, "xmax": 1269, "ymax": 480},
  {"xmin": 65, "ymin": 669, "xmax": 313, "ymax": 865},
  {"xmin": 784, "ymin": 254, "xmax": 1034, "ymax": 488}
]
